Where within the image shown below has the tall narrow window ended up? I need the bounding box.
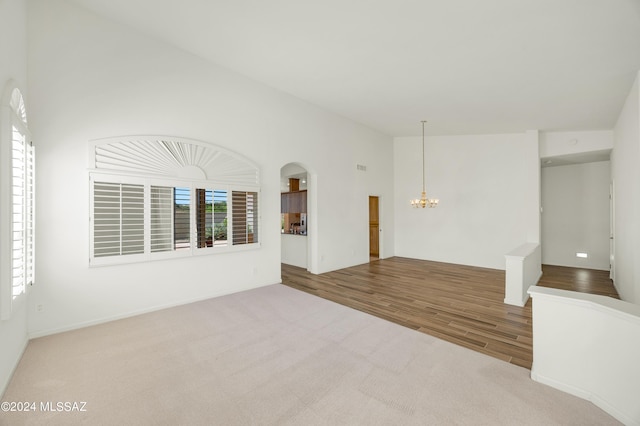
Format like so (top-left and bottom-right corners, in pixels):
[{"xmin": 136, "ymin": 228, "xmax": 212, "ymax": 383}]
[{"xmin": 7, "ymin": 87, "xmax": 34, "ymax": 302}]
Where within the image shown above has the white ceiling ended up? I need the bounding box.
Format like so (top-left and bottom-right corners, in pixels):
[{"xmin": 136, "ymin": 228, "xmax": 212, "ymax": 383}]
[{"xmin": 70, "ymin": 0, "xmax": 640, "ymax": 137}]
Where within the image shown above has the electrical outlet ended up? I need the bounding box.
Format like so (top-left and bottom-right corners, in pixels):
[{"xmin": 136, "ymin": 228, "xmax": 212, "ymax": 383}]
[{"xmin": 36, "ymin": 304, "xmax": 44, "ymax": 312}]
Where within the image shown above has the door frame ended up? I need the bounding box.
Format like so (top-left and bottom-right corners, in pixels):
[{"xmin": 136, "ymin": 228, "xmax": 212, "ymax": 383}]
[
  {"xmin": 369, "ymin": 195, "xmax": 382, "ymax": 260},
  {"xmin": 610, "ymin": 181, "xmax": 615, "ymax": 281}
]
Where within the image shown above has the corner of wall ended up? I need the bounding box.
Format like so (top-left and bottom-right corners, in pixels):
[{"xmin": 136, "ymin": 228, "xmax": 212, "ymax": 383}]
[
  {"xmin": 0, "ymin": 331, "xmax": 28, "ymax": 398},
  {"xmin": 612, "ymin": 70, "xmax": 640, "ymax": 304}
]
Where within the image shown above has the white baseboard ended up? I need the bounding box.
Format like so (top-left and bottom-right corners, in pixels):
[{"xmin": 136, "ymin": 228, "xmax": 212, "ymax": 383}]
[
  {"xmin": 28, "ymin": 282, "xmax": 270, "ymax": 339},
  {"xmin": 503, "ymin": 296, "xmax": 526, "ymax": 307}
]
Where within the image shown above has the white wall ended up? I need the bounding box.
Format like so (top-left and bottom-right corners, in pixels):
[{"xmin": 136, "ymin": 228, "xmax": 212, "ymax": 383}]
[
  {"xmin": 540, "ymin": 130, "xmax": 614, "ymax": 158},
  {"xmin": 281, "ymin": 235, "xmax": 308, "ymax": 268},
  {"xmin": 541, "ymin": 161, "xmax": 611, "ymax": 270},
  {"xmin": 394, "ymin": 132, "xmax": 540, "ymax": 270},
  {"xmin": 0, "ymin": 0, "xmax": 29, "ymax": 397},
  {"xmin": 26, "ymin": 0, "xmax": 394, "ymax": 337},
  {"xmin": 612, "ymin": 72, "xmax": 640, "ymax": 304}
]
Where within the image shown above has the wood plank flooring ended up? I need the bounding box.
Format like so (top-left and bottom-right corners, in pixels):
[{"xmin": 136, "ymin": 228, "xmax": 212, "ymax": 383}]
[
  {"xmin": 281, "ymin": 258, "xmax": 618, "ymax": 370},
  {"xmin": 536, "ymin": 264, "xmax": 619, "ymax": 298}
]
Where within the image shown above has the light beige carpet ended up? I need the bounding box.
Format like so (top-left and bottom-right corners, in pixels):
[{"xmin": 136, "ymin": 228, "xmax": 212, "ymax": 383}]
[{"xmin": 1, "ymin": 284, "xmax": 619, "ymax": 425}]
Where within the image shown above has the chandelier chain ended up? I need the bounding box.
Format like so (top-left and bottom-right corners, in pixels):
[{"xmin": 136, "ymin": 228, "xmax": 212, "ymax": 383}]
[
  {"xmin": 410, "ymin": 120, "xmax": 438, "ymax": 209},
  {"xmin": 421, "ymin": 120, "xmax": 426, "ymax": 193}
]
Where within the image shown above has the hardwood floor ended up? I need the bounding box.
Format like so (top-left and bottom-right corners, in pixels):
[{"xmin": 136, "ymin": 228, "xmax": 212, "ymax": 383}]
[
  {"xmin": 537, "ymin": 264, "xmax": 619, "ymax": 298},
  {"xmin": 281, "ymin": 258, "xmax": 618, "ymax": 370}
]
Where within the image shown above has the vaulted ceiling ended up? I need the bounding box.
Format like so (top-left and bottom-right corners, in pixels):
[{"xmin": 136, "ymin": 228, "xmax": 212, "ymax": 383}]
[{"xmin": 70, "ymin": 0, "xmax": 640, "ymax": 137}]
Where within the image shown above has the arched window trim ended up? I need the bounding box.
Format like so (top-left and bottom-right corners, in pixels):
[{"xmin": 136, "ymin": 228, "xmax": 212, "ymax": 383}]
[{"xmin": 9, "ymin": 86, "xmax": 27, "ymax": 126}]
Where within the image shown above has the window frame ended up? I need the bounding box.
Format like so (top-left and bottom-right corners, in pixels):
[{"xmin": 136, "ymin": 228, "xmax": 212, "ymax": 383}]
[
  {"xmin": 1, "ymin": 83, "xmax": 34, "ymax": 321},
  {"xmin": 89, "ymin": 171, "xmax": 260, "ymax": 267},
  {"xmin": 195, "ymin": 188, "xmax": 230, "ymax": 249}
]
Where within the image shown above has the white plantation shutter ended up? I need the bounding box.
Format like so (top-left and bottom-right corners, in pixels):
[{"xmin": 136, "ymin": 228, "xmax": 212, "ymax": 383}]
[
  {"xmin": 93, "ymin": 182, "xmax": 144, "ymax": 257},
  {"xmin": 121, "ymin": 184, "xmax": 145, "ymax": 255},
  {"xmin": 11, "ymin": 126, "xmax": 27, "ymax": 296},
  {"xmin": 232, "ymin": 191, "xmax": 258, "ymax": 245},
  {"xmin": 25, "ymin": 139, "xmax": 35, "ymax": 286},
  {"xmin": 2, "ymin": 85, "xmax": 34, "ymax": 320}
]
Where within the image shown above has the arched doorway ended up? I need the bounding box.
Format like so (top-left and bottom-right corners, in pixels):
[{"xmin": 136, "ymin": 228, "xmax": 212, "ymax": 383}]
[{"xmin": 280, "ymin": 163, "xmax": 316, "ymax": 273}]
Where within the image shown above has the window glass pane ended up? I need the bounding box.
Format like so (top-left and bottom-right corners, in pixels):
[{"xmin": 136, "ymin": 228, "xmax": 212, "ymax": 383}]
[
  {"xmin": 150, "ymin": 186, "xmax": 173, "ymax": 252},
  {"xmin": 196, "ymin": 188, "xmax": 212, "ymax": 248},
  {"xmin": 174, "ymin": 187, "xmax": 190, "ymax": 250},
  {"xmin": 213, "ymin": 190, "xmax": 227, "ymax": 247}
]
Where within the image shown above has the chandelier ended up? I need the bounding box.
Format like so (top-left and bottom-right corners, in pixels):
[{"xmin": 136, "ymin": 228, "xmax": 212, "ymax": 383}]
[{"xmin": 410, "ymin": 120, "xmax": 439, "ymax": 208}]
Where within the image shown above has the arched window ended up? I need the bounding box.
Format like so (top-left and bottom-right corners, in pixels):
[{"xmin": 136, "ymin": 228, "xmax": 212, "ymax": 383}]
[
  {"xmin": 1, "ymin": 83, "xmax": 35, "ymax": 320},
  {"xmin": 88, "ymin": 136, "xmax": 260, "ymax": 266}
]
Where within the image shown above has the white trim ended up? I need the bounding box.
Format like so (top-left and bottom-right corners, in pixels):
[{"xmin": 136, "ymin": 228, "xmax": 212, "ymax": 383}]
[
  {"xmin": 89, "ymin": 135, "xmax": 260, "ymax": 186},
  {"xmin": 1, "ymin": 81, "xmax": 32, "ymax": 321},
  {"xmin": 528, "ymin": 285, "xmax": 640, "ymax": 326}
]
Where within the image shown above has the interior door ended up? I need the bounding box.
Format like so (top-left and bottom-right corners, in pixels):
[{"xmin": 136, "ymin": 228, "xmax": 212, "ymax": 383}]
[{"xmin": 369, "ymin": 196, "xmax": 379, "ymax": 258}]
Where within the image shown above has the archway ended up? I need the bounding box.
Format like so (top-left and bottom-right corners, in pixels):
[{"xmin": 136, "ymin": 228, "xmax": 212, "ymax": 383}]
[{"xmin": 280, "ymin": 162, "xmax": 317, "ymax": 273}]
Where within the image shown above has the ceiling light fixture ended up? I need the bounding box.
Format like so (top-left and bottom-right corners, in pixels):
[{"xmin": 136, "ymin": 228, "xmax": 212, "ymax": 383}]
[{"xmin": 410, "ymin": 120, "xmax": 438, "ymax": 209}]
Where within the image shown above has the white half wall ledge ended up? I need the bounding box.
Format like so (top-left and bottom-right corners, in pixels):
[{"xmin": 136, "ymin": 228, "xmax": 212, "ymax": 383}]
[
  {"xmin": 504, "ymin": 242, "xmax": 541, "ymax": 307},
  {"xmin": 528, "ymin": 286, "xmax": 640, "ymax": 426}
]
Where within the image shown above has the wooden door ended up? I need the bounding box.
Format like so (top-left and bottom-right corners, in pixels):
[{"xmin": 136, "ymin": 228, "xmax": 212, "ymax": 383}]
[{"xmin": 369, "ymin": 196, "xmax": 379, "ymax": 257}]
